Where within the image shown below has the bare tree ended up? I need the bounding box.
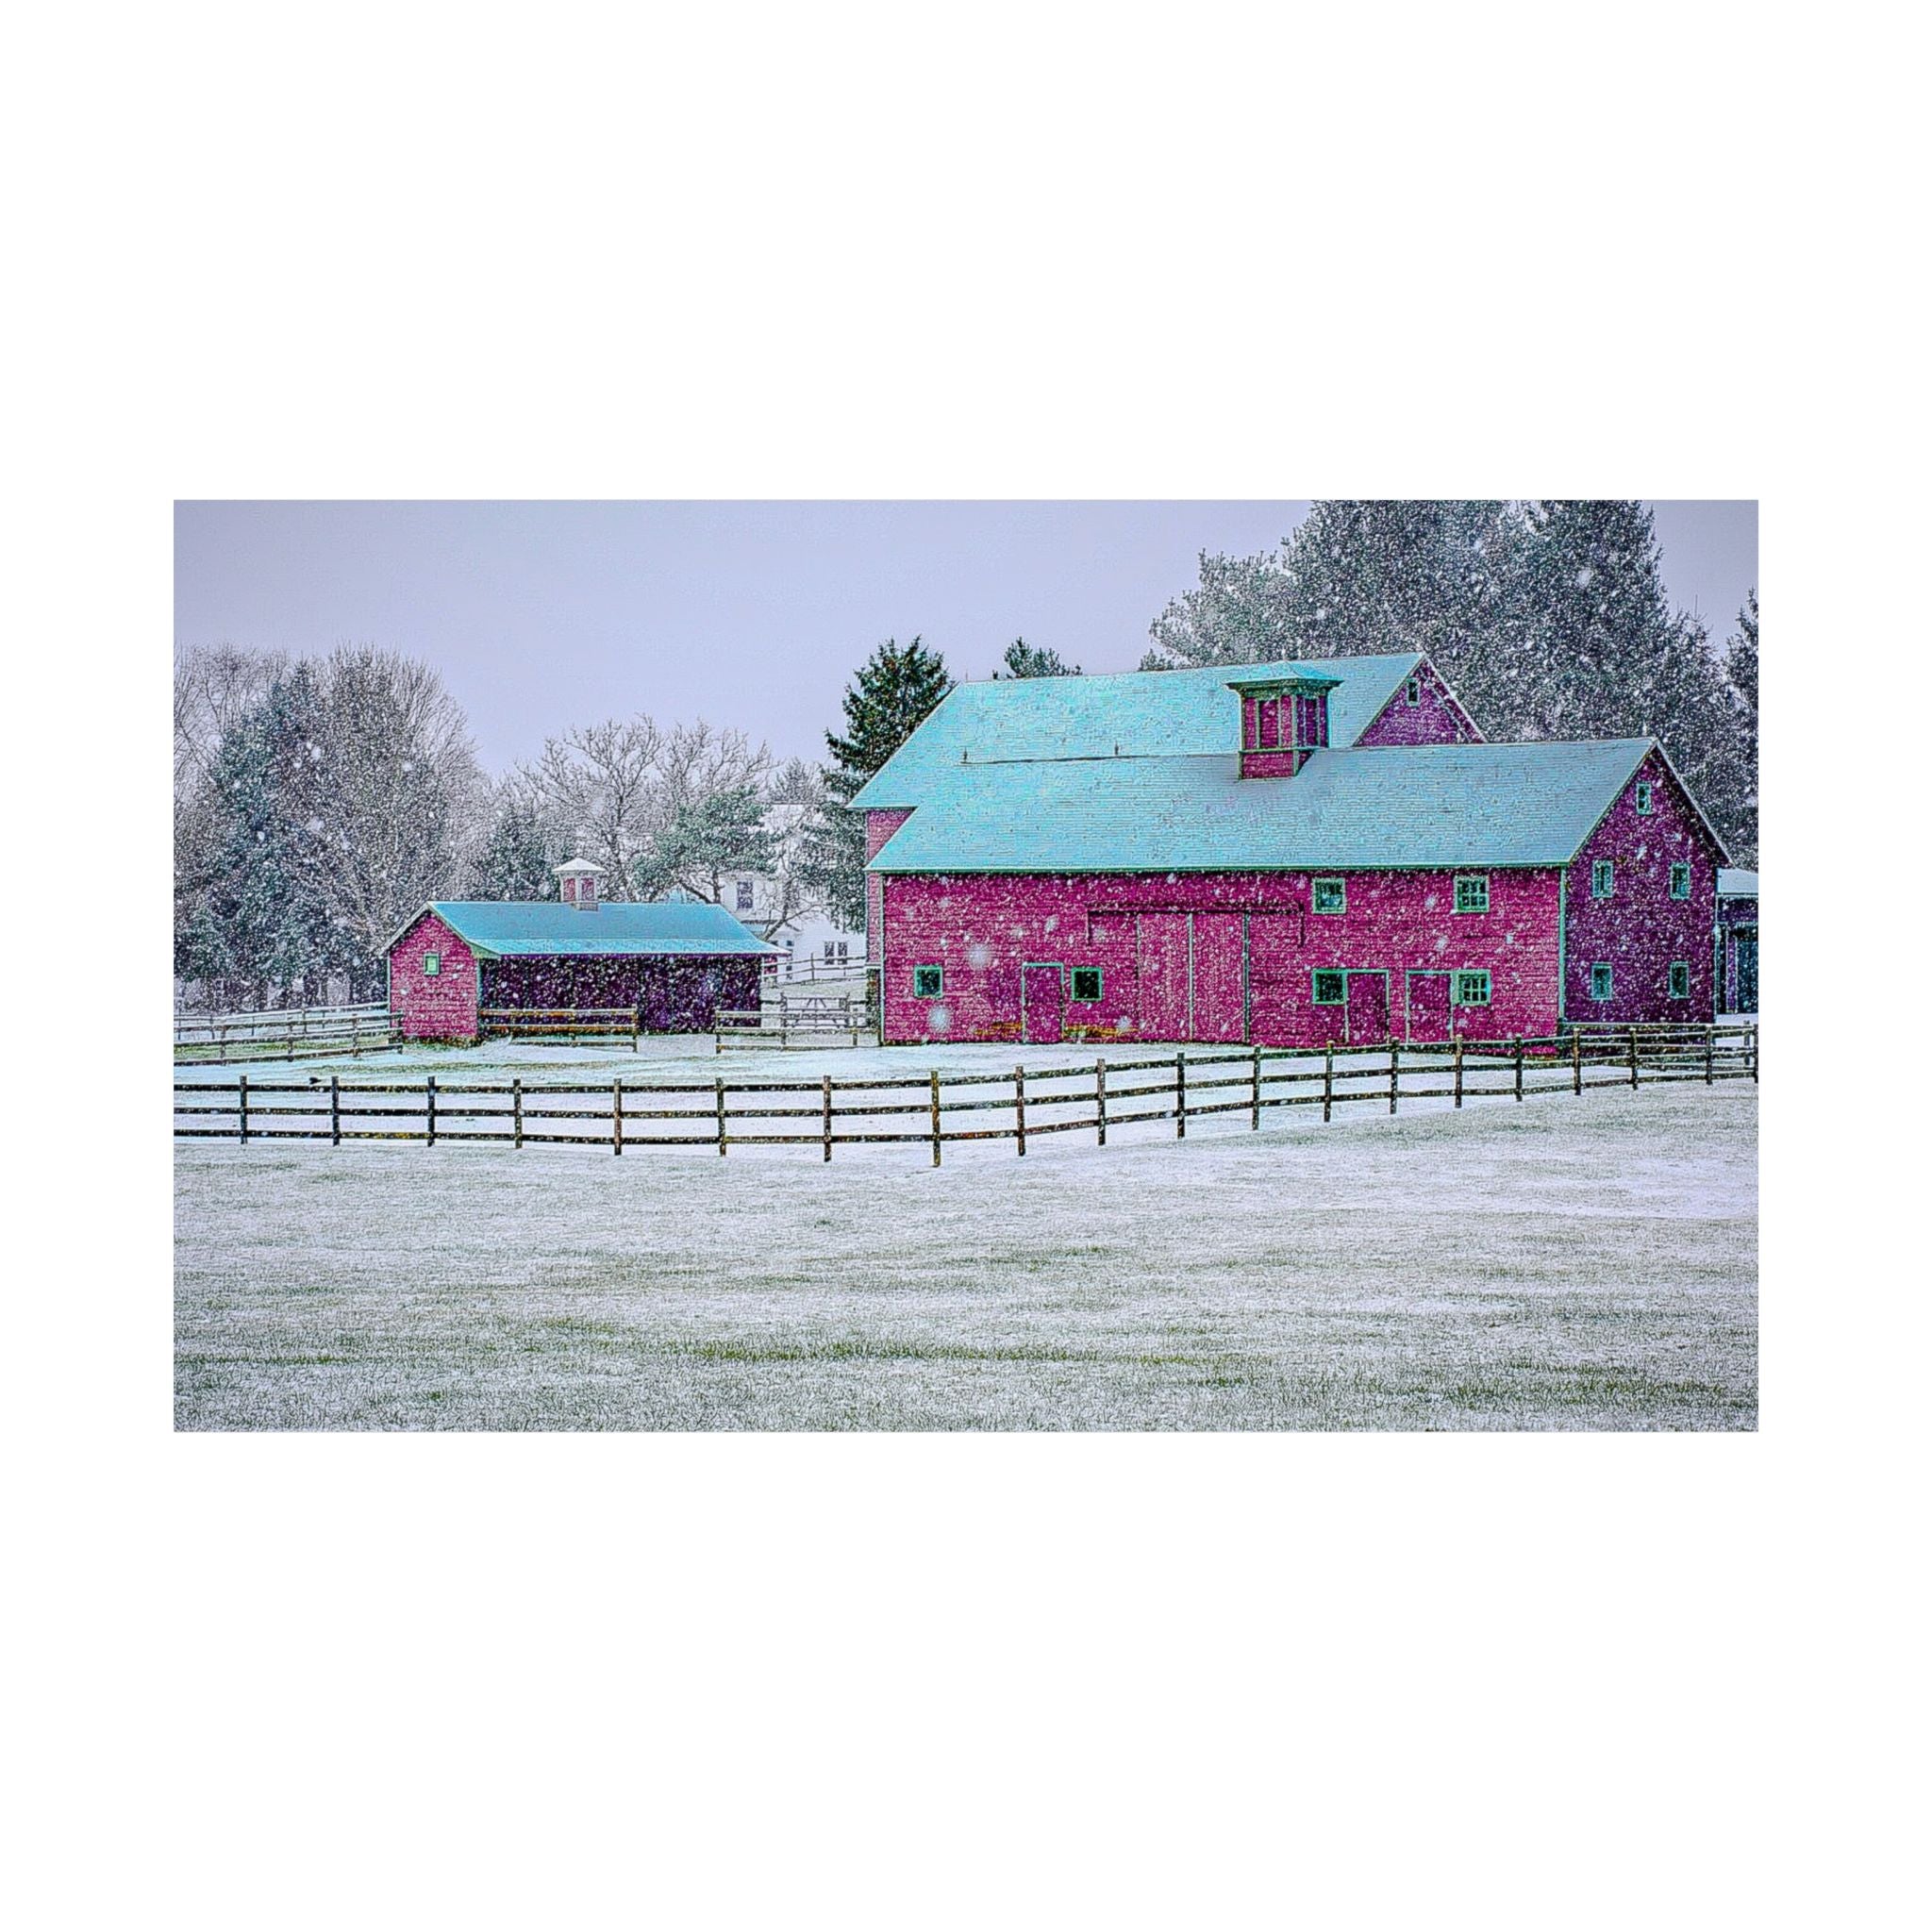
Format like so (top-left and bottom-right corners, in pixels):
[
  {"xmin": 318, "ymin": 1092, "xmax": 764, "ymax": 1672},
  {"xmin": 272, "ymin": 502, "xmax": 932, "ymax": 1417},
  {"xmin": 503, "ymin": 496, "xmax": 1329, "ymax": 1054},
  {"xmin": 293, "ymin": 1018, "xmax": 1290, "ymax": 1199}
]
[{"xmin": 525, "ymin": 717, "xmax": 667, "ymax": 896}]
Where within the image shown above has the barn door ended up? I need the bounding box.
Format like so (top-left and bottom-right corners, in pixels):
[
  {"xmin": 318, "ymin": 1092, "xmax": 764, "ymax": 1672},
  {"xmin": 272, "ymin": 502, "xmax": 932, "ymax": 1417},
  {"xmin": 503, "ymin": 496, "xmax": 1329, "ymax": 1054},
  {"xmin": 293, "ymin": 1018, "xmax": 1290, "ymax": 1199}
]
[
  {"xmin": 1191, "ymin": 914, "xmax": 1247, "ymax": 1042},
  {"xmin": 1136, "ymin": 915, "xmax": 1190, "ymax": 1041},
  {"xmin": 1346, "ymin": 971, "xmax": 1390, "ymax": 1046},
  {"xmin": 1022, "ymin": 963, "xmax": 1065, "ymax": 1044},
  {"xmin": 1735, "ymin": 934, "xmax": 1757, "ymax": 1012}
]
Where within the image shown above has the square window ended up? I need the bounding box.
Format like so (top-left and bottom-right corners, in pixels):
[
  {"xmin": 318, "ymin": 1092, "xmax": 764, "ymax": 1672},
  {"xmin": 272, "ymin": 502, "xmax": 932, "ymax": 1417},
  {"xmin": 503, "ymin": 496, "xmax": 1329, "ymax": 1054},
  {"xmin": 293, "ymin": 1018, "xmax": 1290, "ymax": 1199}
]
[
  {"xmin": 1312, "ymin": 969, "xmax": 1346, "ymax": 1006},
  {"xmin": 422, "ymin": 952, "xmax": 441, "ymax": 977},
  {"xmin": 1668, "ymin": 960, "xmax": 1690, "ymax": 999},
  {"xmin": 735, "ymin": 881, "xmax": 755, "ymax": 911},
  {"xmin": 1071, "ymin": 967, "xmax": 1103, "ymax": 1002},
  {"xmin": 1453, "ymin": 970, "xmax": 1491, "ymax": 1006},
  {"xmin": 1406, "ymin": 677, "xmax": 1421, "ymax": 706},
  {"xmin": 1635, "ymin": 781, "xmax": 1654, "ymax": 815},
  {"xmin": 1591, "ymin": 859, "xmax": 1615, "ymax": 898},
  {"xmin": 1590, "ymin": 962, "xmax": 1613, "ymax": 1002},
  {"xmin": 1453, "ymin": 874, "xmax": 1490, "ymax": 914},
  {"xmin": 1311, "ymin": 876, "xmax": 1346, "ymax": 915},
  {"xmin": 1669, "ymin": 862, "xmax": 1691, "ymax": 899},
  {"xmin": 912, "ymin": 964, "xmax": 943, "ymax": 999}
]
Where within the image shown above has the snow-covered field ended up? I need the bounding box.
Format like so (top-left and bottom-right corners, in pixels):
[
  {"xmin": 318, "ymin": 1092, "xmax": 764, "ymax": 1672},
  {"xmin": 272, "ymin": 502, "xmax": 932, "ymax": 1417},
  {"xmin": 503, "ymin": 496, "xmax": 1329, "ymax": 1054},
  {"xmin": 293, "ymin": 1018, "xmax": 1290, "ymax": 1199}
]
[{"xmin": 175, "ymin": 1077, "xmax": 1757, "ymax": 1431}]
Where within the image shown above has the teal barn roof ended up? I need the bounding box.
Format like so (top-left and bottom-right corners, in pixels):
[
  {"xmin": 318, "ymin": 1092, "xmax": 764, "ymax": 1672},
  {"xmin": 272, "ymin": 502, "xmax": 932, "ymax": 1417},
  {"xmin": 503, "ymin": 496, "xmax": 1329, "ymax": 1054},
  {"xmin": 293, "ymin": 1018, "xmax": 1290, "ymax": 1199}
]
[
  {"xmin": 850, "ymin": 654, "xmax": 1430, "ymax": 809},
  {"xmin": 405, "ymin": 900, "xmax": 777, "ymax": 958},
  {"xmin": 865, "ymin": 740, "xmax": 1658, "ymax": 874}
]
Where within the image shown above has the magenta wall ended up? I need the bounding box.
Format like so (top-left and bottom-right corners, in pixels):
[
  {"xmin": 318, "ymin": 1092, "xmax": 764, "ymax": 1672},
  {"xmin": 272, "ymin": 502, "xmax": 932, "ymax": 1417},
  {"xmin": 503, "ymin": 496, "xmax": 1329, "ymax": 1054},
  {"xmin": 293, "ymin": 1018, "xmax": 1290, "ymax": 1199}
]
[
  {"xmin": 1355, "ymin": 661, "xmax": 1482, "ymax": 746},
  {"xmin": 390, "ymin": 910, "xmax": 481, "ymax": 1041},
  {"xmin": 880, "ymin": 868, "xmax": 1562, "ymax": 1048},
  {"xmin": 864, "ymin": 808, "xmax": 912, "ymax": 961},
  {"xmin": 1563, "ymin": 750, "xmax": 1721, "ymax": 1023}
]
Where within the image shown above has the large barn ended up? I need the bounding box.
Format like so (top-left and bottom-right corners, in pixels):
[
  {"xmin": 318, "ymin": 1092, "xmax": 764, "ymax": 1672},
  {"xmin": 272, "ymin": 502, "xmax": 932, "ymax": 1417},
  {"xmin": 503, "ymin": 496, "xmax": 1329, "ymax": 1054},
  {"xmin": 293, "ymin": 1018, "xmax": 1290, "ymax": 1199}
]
[
  {"xmin": 387, "ymin": 861, "xmax": 775, "ymax": 1042},
  {"xmin": 853, "ymin": 653, "xmax": 1732, "ymax": 1048}
]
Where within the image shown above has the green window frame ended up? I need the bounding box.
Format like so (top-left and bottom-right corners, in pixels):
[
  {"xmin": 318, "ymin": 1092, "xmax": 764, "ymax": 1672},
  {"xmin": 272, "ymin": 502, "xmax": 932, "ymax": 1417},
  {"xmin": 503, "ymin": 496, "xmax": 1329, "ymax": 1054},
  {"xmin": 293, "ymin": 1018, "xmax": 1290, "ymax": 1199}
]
[
  {"xmin": 1453, "ymin": 970, "xmax": 1491, "ymax": 1007},
  {"xmin": 1453, "ymin": 874, "xmax": 1490, "ymax": 914},
  {"xmin": 1669, "ymin": 862, "xmax": 1691, "ymax": 899},
  {"xmin": 1406, "ymin": 676, "xmax": 1421, "ymax": 706},
  {"xmin": 1590, "ymin": 962, "xmax": 1613, "ymax": 1002},
  {"xmin": 912, "ymin": 963, "xmax": 943, "ymax": 999},
  {"xmin": 1070, "ymin": 966, "xmax": 1103, "ymax": 1003},
  {"xmin": 422, "ymin": 952, "xmax": 441, "ymax": 977},
  {"xmin": 1591, "ymin": 859, "xmax": 1615, "ymax": 898},
  {"xmin": 1311, "ymin": 969, "xmax": 1346, "ymax": 1006},
  {"xmin": 1635, "ymin": 781, "xmax": 1654, "ymax": 815},
  {"xmin": 1311, "ymin": 876, "xmax": 1346, "ymax": 915},
  {"xmin": 1668, "ymin": 960, "xmax": 1690, "ymax": 999}
]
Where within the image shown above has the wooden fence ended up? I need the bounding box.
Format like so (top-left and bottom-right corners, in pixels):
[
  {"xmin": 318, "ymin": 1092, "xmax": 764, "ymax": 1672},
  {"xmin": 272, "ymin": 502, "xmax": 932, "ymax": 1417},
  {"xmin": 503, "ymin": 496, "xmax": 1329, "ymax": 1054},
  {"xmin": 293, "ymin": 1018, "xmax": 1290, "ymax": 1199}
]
[
  {"xmin": 478, "ymin": 1008, "xmax": 641, "ymax": 1050},
  {"xmin": 173, "ymin": 1003, "xmax": 394, "ymax": 1065},
  {"xmin": 716, "ymin": 992, "xmax": 873, "ymax": 1050},
  {"xmin": 175, "ymin": 1023, "xmax": 1757, "ymax": 1160}
]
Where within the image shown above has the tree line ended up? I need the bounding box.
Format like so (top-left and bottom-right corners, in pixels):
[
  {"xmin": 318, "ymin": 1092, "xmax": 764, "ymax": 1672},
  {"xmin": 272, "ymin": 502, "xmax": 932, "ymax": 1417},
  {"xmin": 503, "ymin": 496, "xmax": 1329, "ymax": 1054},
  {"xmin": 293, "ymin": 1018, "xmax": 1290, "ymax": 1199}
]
[{"xmin": 175, "ymin": 501, "xmax": 1757, "ymax": 1006}]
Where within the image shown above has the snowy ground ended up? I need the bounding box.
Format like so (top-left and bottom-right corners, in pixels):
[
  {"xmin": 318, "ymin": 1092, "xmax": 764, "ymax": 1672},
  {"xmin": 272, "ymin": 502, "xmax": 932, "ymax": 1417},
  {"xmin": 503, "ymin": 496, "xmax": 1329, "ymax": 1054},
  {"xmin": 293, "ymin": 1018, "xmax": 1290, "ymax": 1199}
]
[{"xmin": 175, "ymin": 1079, "xmax": 1757, "ymax": 1431}]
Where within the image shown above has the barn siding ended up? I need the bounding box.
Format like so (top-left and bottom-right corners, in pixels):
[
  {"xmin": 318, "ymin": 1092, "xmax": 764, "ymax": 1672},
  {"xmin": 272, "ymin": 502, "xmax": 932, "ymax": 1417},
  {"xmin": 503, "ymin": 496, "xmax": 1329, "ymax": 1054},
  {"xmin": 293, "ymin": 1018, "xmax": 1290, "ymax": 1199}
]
[
  {"xmin": 865, "ymin": 808, "xmax": 913, "ymax": 964},
  {"xmin": 1563, "ymin": 750, "xmax": 1722, "ymax": 1023},
  {"xmin": 1354, "ymin": 659, "xmax": 1482, "ymax": 746},
  {"xmin": 484, "ymin": 955, "xmax": 762, "ymax": 1031},
  {"xmin": 391, "ymin": 910, "xmax": 482, "ymax": 1041},
  {"xmin": 880, "ymin": 868, "xmax": 1561, "ymax": 1048}
]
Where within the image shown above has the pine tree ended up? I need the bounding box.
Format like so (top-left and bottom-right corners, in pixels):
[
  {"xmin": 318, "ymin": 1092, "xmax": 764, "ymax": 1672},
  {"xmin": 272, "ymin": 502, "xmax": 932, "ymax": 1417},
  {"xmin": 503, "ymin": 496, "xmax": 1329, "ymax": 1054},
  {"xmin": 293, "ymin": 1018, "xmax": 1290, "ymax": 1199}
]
[
  {"xmin": 1723, "ymin": 590, "xmax": 1758, "ymax": 862},
  {"xmin": 798, "ymin": 637, "xmax": 952, "ymax": 931},
  {"xmin": 635, "ymin": 786, "xmax": 777, "ymax": 904},
  {"xmin": 995, "ymin": 638, "xmax": 1080, "ymax": 677},
  {"xmin": 469, "ymin": 797, "xmax": 558, "ymax": 900}
]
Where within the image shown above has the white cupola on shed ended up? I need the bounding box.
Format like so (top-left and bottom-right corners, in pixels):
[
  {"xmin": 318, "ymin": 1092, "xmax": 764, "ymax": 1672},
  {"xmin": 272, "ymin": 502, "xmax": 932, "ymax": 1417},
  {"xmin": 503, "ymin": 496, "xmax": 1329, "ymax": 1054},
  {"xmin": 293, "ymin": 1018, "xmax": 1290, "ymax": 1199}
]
[{"xmin": 556, "ymin": 857, "xmax": 606, "ymax": 910}]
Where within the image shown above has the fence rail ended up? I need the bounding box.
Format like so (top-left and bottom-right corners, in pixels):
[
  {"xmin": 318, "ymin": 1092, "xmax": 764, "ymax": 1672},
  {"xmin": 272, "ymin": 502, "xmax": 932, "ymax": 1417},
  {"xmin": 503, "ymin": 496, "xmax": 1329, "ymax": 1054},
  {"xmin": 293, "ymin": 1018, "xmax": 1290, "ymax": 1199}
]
[
  {"xmin": 173, "ymin": 1003, "xmax": 394, "ymax": 1065},
  {"xmin": 717, "ymin": 994, "xmax": 873, "ymax": 1050},
  {"xmin": 176, "ymin": 1024, "xmax": 1757, "ymax": 1161},
  {"xmin": 478, "ymin": 1008, "xmax": 641, "ymax": 1050}
]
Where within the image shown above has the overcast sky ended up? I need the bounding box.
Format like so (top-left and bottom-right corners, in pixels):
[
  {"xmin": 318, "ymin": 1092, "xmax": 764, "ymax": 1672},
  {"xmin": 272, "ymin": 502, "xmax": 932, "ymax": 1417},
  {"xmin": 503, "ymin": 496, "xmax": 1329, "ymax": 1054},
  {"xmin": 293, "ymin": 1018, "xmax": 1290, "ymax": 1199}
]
[{"xmin": 175, "ymin": 501, "xmax": 1757, "ymax": 777}]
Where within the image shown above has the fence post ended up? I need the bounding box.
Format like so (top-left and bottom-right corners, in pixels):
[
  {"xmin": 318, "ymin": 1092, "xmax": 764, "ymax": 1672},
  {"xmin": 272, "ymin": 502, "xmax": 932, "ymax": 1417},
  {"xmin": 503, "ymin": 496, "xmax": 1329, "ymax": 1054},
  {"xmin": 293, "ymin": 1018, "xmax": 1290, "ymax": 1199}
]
[
  {"xmin": 632, "ymin": 1013, "xmax": 639, "ymax": 1054},
  {"xmin": 1751, "ymin": 1022, "xmax": 1758, "ymax": 1083},
  {"xmin": 513, "ymin": 1076, "xmax": 523, "ymax": 1150},
  {"xmin": 1628, "ymin": 1027, "xmax": 1640, "ymax": 1089},
  {"xmin": 929, "ymin": 1070, "xmax": 941, "ymax": 1167},
  {"xmin": 1706, "ymin": 1032, "xmax": 1715, "ymax": 1086},
  {"xmin": 613, "ymin": 1079, "xmax": 624, "ymax": 1156},
  {"xmin": 1572, "ymin": 1030, "xmax": 1582, "ymax": 1096},
  {"xmin": 239, "ymin": 1071, "xmax": 249, "ymax": 1144},
  {"xmin": 1095, "ymin": 1058, "xmax": 1107, "ymax": 1146},
  {"xmin": 822, "ymin": 1074, "xmax": 833, "ymax": 1162},
  {"xmin": 426, "ymin": 1074, "xmax": 437, "ymax": 1147},
  {"xmin": 1453, "ymin": 1037, "xmax": 1463, "ymax": 1109},
  {"xmin": 1015, "ymin": 1064, "xmax": 1026, "ymax": 1158},
  {"xmin": 330, "ymin": 1074, "xmax": 341, "ymax": 1147},
  {"xmin": 1324, "ymin": 1045, "xmax": 1334, "ymax": 1124},
  {"xmin": 1390, "ymin": 1041, "xmax": 1399, "ymax": 1115},
  {"xmin": 1514, "ymin": 1038, "xmax": 1524, "ymax": 1103},
  {"xmin": 715, "ymin": 1076, "xmax": 727, "ymax": 1156},
  {"xmin": 1175, "ymin": 1053, "xmax": 1186, "ymax": 1139},
  {"xmin": 1251, "ymin": 1042, "xmax": 1261, "ymax": 1130}
]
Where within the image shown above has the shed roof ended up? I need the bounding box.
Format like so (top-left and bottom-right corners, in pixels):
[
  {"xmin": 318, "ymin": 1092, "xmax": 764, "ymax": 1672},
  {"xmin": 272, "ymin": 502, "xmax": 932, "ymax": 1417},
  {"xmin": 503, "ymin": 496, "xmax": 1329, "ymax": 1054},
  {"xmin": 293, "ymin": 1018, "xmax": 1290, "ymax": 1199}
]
[
  {"xmin": 1717, "ymin": 868, "xmax": 1758, "ymax": 897},
  {"xmin": 400, "ymin": 900, "xmax": 776, "ymax": 958},
  {"xmin": 866, "ymin": 739, "xmax": 1659, "ymax": 874},
  {"xmin": 850, "ymin": 653, "xmax": 1428, "ymax": 809}
]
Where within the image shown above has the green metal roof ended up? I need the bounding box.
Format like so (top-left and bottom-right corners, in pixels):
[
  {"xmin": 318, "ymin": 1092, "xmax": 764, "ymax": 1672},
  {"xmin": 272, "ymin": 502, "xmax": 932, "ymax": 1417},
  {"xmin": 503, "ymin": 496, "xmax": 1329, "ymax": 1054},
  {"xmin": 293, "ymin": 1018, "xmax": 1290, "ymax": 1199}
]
[
  {"xmin": 417, "ymin": 900, "xmax": 776, "ymax": 958},
  {"xmin": 850, "ymin": 654, "xmax": 1427, "ymax": 809},
  {"xmin": 866, "ymin": 739, "xmax": 1657, "ymax": 874}
]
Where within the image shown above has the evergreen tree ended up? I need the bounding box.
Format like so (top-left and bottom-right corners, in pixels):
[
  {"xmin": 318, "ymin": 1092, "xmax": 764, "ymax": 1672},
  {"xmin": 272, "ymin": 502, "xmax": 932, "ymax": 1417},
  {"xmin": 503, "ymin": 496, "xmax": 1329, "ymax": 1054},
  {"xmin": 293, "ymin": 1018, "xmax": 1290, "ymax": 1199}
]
[
  {"xmin": 469, "ymin": 797, "xmax": 558, "ymax": 900},
  {"xmin": 995, "ymin": 638, "xmax": 1080, "ymax": 677},
  {"xmin": 635, "ymin": 786, "xmax": 777, "ymax": 905},
  {"xmin": 798, "ymin": 637, "xmax": 952, "ymax": 931},
  {"xmin": 1723, "ymin": 590, "xmax": 1758, "ymax": 863}
]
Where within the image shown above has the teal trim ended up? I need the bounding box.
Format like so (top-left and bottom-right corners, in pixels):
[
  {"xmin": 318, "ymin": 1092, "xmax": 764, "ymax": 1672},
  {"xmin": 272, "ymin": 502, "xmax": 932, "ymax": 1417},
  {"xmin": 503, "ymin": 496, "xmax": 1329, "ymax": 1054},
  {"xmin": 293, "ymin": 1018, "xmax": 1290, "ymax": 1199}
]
[
  {"xmin": 1453, "ymin": 970, "xmax": 1491, "ymax": 1007},
  {"xmin": 1311, "ymin": 969, "xmax": 1346, "ymax": 1006},
  {"xmin": 1070, "ymin": 966, "xmax": 1103, "ymax": 1002},
  {"xmin": 423, "ymin": 952, "xmax": 441, "ymax": 976},
  {"xmin": 1406, "ymin": 677, "xmax": 1421, "ymax": 705},
  {"xmin": 913, "ymin": 963, "xmax": 943, "ymax": 998},
  {"xmin": 1311, "ymin": 876, "xmax": 1346, "ymax": 914},
  {"xmin": 1635, "ymin": 781, "xmax": 1654, "ymax": 814},
  {"xmin": 1453, "ymin": 873, "xmax": 1490, "ymax": 913},
  {"xmin": 1590, "ymin": 962, "xmax": 1613, "ymax": 1001},
  {"xmin": 1670, "ymin": 862, "xmax": 1691, "ymax": 899},
  {"xmin": 1668, "ymin": 960, "xmax": 1690, "ymax": 999},
  {"xmin": 1591, "ymin": 859, "xmax": 1615, "ymax": 898}
]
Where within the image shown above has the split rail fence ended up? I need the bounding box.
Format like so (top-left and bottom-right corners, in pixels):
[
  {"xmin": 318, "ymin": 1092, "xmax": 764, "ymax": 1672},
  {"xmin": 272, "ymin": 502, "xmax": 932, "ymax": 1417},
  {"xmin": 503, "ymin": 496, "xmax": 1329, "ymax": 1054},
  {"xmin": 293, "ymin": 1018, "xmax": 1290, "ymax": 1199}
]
[
  {"xmin": 175, "ymin": 1022, "xmax": 1757, "ymax": 1162},
  {"xmin": 479, "ymin": 1008, "xmax": 641, "ymax": 1049},
  {"xmin": 173, "ymin": 1003, "xmax": 394, "ymax": 1065}
]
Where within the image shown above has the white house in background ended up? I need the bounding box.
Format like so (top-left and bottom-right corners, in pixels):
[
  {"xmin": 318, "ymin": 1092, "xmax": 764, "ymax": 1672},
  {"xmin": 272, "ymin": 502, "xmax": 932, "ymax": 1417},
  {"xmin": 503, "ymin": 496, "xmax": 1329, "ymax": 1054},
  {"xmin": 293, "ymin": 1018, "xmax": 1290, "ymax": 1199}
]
[{"xmin": 716, "ymin": 868, "xmax": 864, "ymax": 975}]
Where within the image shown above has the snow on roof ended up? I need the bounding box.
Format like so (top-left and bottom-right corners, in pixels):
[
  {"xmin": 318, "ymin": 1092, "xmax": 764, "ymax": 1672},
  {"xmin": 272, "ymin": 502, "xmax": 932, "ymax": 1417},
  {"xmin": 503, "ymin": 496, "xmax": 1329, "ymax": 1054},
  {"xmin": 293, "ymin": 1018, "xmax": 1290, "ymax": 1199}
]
[
  {"xmin": 554, "ymin": 857, "xmax": 606, "ymax": 874},
  {"xmin": 866, "ymin": 739, "xmax": 1661, "ymax": 874},
  {"xmin": 1717, "ymin": 868, "xmax": 1758, "ymax": 897},
  {"xmin": 850, "ymin": 654, "xmax": 1426, "ymax": 809},
  {"xmin": 403, "ymin": 900, "xmax": 776, "ymax": 958}
]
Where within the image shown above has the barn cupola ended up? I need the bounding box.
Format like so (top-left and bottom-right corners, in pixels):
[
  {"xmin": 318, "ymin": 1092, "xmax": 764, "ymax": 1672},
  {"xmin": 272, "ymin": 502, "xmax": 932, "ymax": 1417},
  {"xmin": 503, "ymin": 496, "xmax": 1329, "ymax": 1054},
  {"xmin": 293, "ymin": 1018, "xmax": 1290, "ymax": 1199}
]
[
  {"xmin": 556, "ymin": 857, "xmax": 606, "ymax": 910},
  {"xmin": 1228, "ymin": 670, "xmax": 1340, "ymax": 777}
]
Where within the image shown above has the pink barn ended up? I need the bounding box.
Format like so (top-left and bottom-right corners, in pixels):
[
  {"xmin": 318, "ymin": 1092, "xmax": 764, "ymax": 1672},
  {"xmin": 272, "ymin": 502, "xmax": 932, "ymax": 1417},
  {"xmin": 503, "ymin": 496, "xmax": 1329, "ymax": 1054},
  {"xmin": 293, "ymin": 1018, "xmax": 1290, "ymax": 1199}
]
[
  {"xmin": 853, "ymin": 653, "xmax": 1731, "ymax": 1049},
  {"xmin": 387, "ymin": 860, "xmax": 775, "ymax": 1043}
]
